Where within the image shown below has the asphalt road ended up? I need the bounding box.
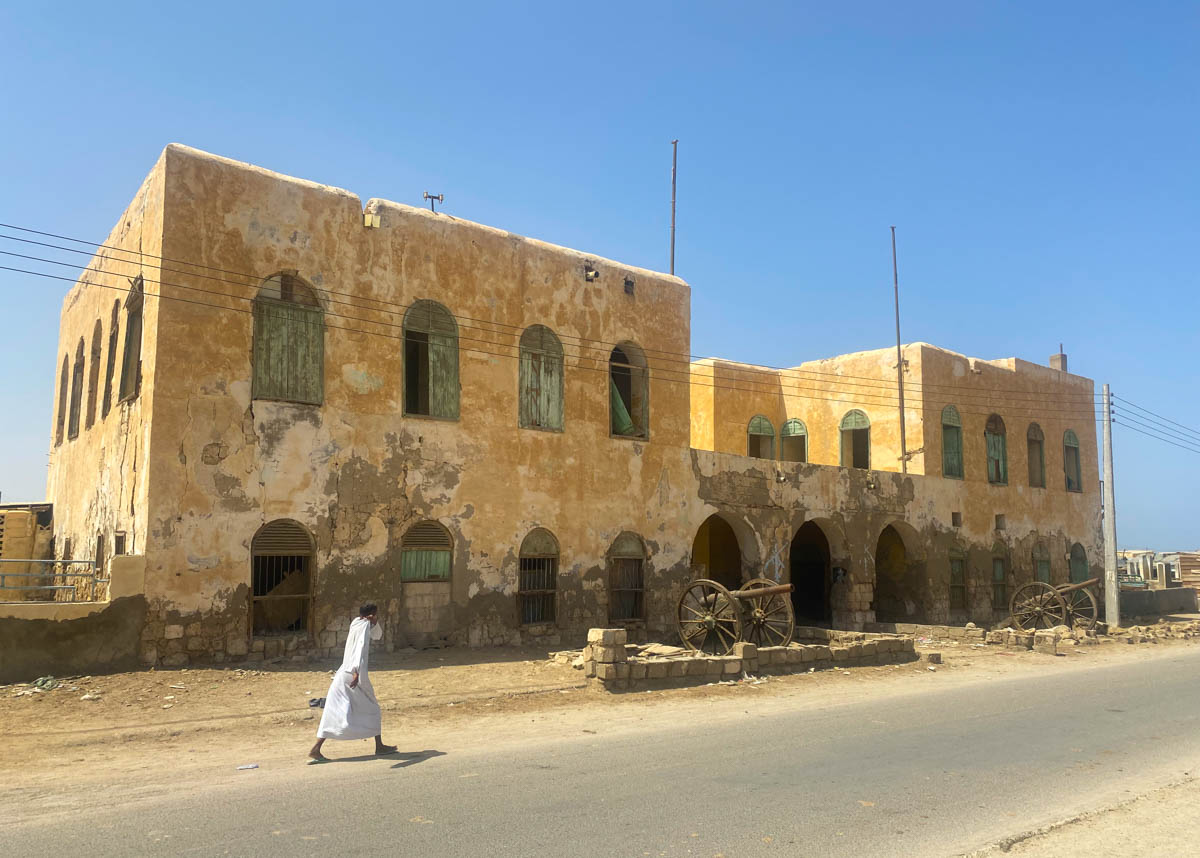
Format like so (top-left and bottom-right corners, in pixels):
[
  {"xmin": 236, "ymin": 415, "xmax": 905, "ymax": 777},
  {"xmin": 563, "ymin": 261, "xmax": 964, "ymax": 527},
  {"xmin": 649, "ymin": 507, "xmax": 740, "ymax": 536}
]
[{"xmin": 12, "ymin": 649, "xmax": 1200, "ymax": 857}]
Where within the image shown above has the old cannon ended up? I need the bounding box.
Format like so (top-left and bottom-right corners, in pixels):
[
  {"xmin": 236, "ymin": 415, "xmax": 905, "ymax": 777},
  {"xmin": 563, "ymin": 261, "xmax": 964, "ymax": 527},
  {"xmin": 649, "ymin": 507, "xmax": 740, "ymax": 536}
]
[
  {"xmin": 1009, "ymin": 576, "xmax": 1101, "ymax": 631},
  {"xmin": 676, "ymin": 577, "xmax": 795, "ymax": 654}
]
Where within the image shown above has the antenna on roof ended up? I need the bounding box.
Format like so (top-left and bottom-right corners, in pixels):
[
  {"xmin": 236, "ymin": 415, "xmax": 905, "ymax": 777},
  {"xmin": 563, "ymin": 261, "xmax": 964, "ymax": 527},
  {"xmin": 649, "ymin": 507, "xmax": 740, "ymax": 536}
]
[{"xmin": 423, "ymin": 192, "xmax": 444, "ymax": 213}]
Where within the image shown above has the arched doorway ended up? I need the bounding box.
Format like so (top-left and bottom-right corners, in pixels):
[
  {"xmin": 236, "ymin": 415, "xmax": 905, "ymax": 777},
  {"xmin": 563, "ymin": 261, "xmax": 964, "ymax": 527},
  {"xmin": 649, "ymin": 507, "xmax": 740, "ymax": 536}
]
[
  {"xmin": 874, "ymin": 524, "xmax": 920, "ymax": 622},
  {"xmin": 790, "ymin": 522, "xmax": 831, "ymax": 625},
  {"xmin": 691, "ymin": 515, "xmax": 741, "ymax": 590}
]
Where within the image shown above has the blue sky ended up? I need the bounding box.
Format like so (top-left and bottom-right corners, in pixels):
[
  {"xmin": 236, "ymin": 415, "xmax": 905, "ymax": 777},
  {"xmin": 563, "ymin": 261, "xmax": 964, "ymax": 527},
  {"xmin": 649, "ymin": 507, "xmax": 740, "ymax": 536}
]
[{"xmin": 1, "ymin": 2, "xmax": 1196, "ymax": 548}]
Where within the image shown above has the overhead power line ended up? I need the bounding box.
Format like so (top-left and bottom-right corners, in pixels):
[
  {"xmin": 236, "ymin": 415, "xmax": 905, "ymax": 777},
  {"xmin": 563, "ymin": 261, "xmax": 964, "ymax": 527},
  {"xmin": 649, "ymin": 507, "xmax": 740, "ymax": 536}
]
[
  {"xmin": 1110, "ymin": 406, "xmax": 1200, "ymax": 447},
  {"xmin": 4, "ymin": 261, "xmax": 1105, "ymax": 424},
  {"xmin": 0, "ymin": 221, "xmax": 1104, "ymax": 402},
  {"xmin": 1112, "ymin": 395, "xmax": 1200, "ymax": 441},
  {"xmin": 1113, "ymin": 419, "xmax": 1200, "ymax": 456}
]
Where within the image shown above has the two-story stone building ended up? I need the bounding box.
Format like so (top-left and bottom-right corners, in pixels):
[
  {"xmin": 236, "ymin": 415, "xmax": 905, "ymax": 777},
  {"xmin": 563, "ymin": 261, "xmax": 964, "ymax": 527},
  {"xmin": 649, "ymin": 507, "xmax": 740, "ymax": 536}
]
[{"xmin": 42, "ymin": 145, "xmax": 1102, "ymax": 667}]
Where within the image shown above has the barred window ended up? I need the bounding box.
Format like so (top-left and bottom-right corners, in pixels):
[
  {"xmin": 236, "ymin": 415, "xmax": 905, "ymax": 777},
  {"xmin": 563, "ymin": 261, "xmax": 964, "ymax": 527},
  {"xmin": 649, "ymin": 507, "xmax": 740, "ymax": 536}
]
[
  {"xmin": 1034, "ymin": 544, "xmax": 1051, "ymax": 583},
  {"xmin": 949, "ymin": 554, "xmax": 966, "ymax": 610},
  {"xmin": 992, "ymin": 556, "xmax": 1008, "ymax": 612},
  {"xmin": 518, "ymin": 528, "xmax": 558, "ymax": 625},
  {"xmin": 608, "ymin": 532, "xmax": 645, "ymax": 623},
  {"xmin": 401, "ymin": 520, "xmax": 452, "ymax": 581},
  {"xmin": 1069, "ymin": 543, "xmax": 1088, "ymax": 584},
  {"xmin": 251, "ymin": 519, "xmax": 314, "ymax": 636}
]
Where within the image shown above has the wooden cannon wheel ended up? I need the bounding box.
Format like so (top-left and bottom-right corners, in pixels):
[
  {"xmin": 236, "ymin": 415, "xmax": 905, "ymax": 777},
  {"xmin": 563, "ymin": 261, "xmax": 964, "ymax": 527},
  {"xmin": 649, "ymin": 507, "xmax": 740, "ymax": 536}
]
[
  {"xmin": 677, "ymin": 578, "xmax": 742, "ymax": 655},
  {"xmin": 1009, "ymin": 581, "xmax": 1068, "ymax": 630},
  {"xmin": 740, "ymin": 577, "xmax": 796, "ymax": 648},
  {"xmin": 1062, "ymin": 587, "xmax": 1098, "ymax": 630}
]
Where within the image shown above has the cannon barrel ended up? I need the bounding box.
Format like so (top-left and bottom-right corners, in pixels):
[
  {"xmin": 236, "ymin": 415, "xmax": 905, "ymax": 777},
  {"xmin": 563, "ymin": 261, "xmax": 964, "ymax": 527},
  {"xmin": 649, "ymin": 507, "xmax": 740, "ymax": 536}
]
[{"xmin": 730, "ymin": 582, "xmax": 793, "ymax": 600}]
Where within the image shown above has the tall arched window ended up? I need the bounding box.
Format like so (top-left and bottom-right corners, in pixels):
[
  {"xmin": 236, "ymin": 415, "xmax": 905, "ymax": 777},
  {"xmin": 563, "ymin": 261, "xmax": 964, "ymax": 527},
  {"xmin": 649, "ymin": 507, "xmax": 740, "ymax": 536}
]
[
  {"xmin": 608, "ymin": 531, "xmax": 646, "ymax": 622},
  {"xmin": 400, "ymin": 520, "xmax": 453, "ymax": 581},
  {"xmin": 250, "ymin": 519, "xmax": 314, "ymax": 636},
  {"xmin": 609, "ymin": 342, "xmax": 648, "ymax": 439},
  {"xmin": 747, "ymin": 415, "xmax": 774, "ymax": 459},
  {"xmin": 118, "ymin": 277, "xmax": 144, "ymax": 402},
  {"xmin": 1064, "ymin": 430, "xmax": 1082, "ymax": 492},
  {"xmin": 839, "ymin": 409, "xmax": 870, "ymax": 469},
  {"xmin": 941, "ymin": 405, "xmax": 963, "ymax": 479},
  {"xmin": 67, "ymin": 338, "xmax": 85, "ymax": 439},
  {"xmin": 985, "ymin": 414, "xmax": 1007, "ymax": 485},
  {"xmin": 101, "ymin": 300, "xmax": 119, "ymax": 419},
  {"xmin": 252, "ymin": 273, "xmax": 324, "ymax": 405},
  {"xmin": 84, "ymin": 319, "xmax": 102, "ymax": 429},
  {"xmin": 1025, "ymin": 423, "xmax": 1045, "ymax": 488},
  {"xmin": 518, "ymin": 325, "xmax": 564, "ymax": 431},
  {"xmin": 780, "ymin": 418, "xmax": 808, "ymax": 463},
  {"xmin": 1069, "ymin": 542, "xmax": 1088, "ymax": 583},
  {"xmin": 403, "ymin": 299, "xmax": 458, "ymax": 419},
  {"xmin": 55, "ymin": 355, "xmax": 69, "ymax": 446},
  {"xmin": 518, "ymin": 528, "xmax": 559, "ymax": 625}
]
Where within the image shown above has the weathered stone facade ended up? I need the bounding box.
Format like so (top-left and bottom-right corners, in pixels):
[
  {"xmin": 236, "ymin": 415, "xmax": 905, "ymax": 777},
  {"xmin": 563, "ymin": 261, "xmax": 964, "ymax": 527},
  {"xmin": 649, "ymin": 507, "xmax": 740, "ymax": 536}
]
[{"xmin": 43, "ymin": 145, "xmax": 1103, "ymax": 668}]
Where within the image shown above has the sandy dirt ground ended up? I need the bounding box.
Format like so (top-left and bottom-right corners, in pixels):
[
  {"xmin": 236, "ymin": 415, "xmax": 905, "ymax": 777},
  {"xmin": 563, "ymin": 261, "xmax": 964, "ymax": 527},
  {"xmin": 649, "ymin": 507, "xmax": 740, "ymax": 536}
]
[{"xmin": 3, "ymin": 631, "xmax": 1195, "ymax": 839}]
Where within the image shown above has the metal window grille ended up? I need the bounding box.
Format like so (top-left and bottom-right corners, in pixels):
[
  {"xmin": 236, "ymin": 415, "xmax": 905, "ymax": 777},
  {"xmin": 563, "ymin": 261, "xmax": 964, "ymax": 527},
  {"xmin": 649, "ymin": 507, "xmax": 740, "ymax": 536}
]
[
  {"xmin": 609, "ymin": 557, "xmax": 645, "ymax": 622},
  {"xmin": 251, "ymin": 553, "xmax": 311, "ymax": 635},
  {"xmin": 949, "ymin": 557, "xmax": 966, "ymax": 610},
  {"xmin": 518, "ymin": 555, "xmax": 557, "ymax": 625},
  {"xmin": 992, "ymin": 558, "xmax": 1007, "ymax": 610}
]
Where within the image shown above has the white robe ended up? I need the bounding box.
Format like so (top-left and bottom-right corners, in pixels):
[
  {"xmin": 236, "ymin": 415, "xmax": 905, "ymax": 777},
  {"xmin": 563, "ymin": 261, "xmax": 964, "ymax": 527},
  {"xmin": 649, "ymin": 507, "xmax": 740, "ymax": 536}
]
[{"xmin": 317, "ymin": 617, "xmax": 383, "ymax": 740}]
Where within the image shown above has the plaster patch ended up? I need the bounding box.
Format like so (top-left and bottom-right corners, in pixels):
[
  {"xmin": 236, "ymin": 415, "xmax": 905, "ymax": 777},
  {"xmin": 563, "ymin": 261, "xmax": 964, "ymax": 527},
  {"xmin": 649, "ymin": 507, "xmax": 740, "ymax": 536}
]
[{"xmin": 341, "ymin": 363, "xmax": 384, "ymax": 394}]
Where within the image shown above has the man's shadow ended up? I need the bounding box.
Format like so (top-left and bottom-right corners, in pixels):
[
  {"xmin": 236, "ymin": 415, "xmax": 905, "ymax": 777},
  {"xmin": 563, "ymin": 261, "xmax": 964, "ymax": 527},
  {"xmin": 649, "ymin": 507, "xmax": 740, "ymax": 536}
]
[{"xmin": 315, "ymin": 750, "xmax": 446, "ymax": 769}]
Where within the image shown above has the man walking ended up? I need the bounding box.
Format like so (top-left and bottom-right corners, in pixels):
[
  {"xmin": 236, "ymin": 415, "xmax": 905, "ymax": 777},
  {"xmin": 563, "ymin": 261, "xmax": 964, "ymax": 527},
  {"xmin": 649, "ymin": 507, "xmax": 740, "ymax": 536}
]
[{"xmin": 309, "ymin": 603, "xmax": 397, "ymax": 761}]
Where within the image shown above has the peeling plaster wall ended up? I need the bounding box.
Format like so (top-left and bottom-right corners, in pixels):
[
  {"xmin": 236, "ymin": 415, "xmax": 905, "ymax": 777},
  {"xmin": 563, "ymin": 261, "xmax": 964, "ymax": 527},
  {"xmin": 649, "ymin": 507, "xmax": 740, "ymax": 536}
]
[
  {"xmin": 45, "ymin": 156, "xmax": 166, "ymax": 574},
  {"xmin": 45, "ymin": 145, "xmax": 1105, "ymax": 668}
]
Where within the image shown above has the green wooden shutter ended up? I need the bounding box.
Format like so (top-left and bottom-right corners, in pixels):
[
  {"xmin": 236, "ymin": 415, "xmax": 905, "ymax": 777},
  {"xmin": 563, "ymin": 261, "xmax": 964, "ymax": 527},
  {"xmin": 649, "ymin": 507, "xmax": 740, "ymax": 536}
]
[
  {"xmin": 429, "ymin": 330, "xmax": 459, "ymax": 419},
  {"xmin": 253, "ymin": 300, "xmax": 288, "ymax": 400},
  {"xmin": 401, "ymin": 550, "xmax": 451, "ymax": 581},
  {"xmin": 290, "ymin": 304, "xmax": 324, "ymax": 405},
  {"xmin": 986, "ymin": 432, "xmax": 1008, "ymax": 484},
  {"xmin": 519, "ymin": 348, "xmax": 537, "ymax": 428},
  {"xmin": 539, "ymin": 351, "xmax": 563, "ymax": 430},
  {"xmin": 610, "ymin": 378, "xmax": 635, "ymax": 435}
]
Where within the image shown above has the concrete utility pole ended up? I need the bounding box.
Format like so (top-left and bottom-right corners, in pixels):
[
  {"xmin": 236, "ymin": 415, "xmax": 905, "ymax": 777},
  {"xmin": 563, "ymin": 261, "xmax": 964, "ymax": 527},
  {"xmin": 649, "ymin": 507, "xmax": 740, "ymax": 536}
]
[
  {"xmin": 891, "ymin": 226, "xmax": 907, "ymax": 474},
  {"xmin": 1102, "ymin": 383, "xmax": 1120, "ymax": 629}
]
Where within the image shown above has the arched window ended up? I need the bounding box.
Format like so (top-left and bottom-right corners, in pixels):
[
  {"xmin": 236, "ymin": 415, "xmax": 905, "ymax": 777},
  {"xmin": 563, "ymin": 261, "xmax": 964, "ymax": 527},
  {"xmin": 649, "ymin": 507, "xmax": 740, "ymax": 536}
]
[
  {"xmin": 250, "ymin": 519, "xmax": 314, "ymax": 636},
  {"xmin": 101, "ymin": 300, "xmax": 119, "ymax": 419},
  {"xmin": 518, "ymin": 325, "xmax": 563, "ymax": 431},
  {"xmin": 949, "ymin": 550, "xmax": 966, "ymax": 611},
  {"xmin": 1069, "ymin": 543, "xmax": 1088, "ymax": 583},
  {"xmin": 607, "ymin": 531, "xmax": 645, "ymax": 622},
  {"xmin": 518, "ymin": 528, "xmax": 559, "ymax": 625},
  {"xmin": 1064, "ymin": 430, "xmax": 1082, "ymax": 492},
  {"xmin": 609, "ymin": 343, "xmax": 648, "ymax": 438},
  {"xmin": 1027, "ymin": 423, "xmax": 1046, "ymax": 488},
  {"xmin": 403, "ymin": 299, "xmax": 458, "ymax": 419},
  {"xmin": 780, "ymin": 418, "xmax": 808, "ymax": 463},
  {"xmin": 400, "ymin": 520, "xmax": 452, "ymax": 581},
  {"xmin": 941, "ymin": 405, "xmax": 963, "ymax": 479},
  {"xmin": 118, "ymin": 277, "xmax": 144, "ymax": 402},
  {"xmin": 1033, "ymin": 543, "xmax": 1051, "ymax": 583},
  {"xmin": 985, "ymin": 414, "xmax": 1007, "ymax": 485},
  {"xmin": 84, "ymin": 320, "xmax": 102, "ymax": 430},
  {"xmin": 252, "ymin": 273, "xmax": 324, "ymax": 405},
  {"xmin": 747, "ymin": 415, "xmax": 774, "ymax": 459},
  {"xmin": 68, "ymin": 338, "xmax": 85, "ymax": 439},
  {"xmin": 55, "ymin": 355, "xmax": 69, "ymax": 446},
  {"xmin": 839, "ymin": 409, "xmax": 870, "ymax": 469}
]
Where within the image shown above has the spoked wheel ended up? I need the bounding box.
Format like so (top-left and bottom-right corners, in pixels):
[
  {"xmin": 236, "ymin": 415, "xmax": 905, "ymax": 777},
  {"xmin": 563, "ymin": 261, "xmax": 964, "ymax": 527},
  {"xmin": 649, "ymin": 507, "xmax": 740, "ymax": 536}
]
[
  {"xmin": 677, "ymin": 579, "xmax": 742, "ymax": 654},
  {"xmin": 1063, "ymin": 588, "xmax": 1098, "ymax": 630},
  {"xmin": 1010, "ymin": 582, "xmax": 1068, "ymax": 630},
  {"xmin": 740, "ymin": 577, "xmax": 795, "ymax": 647}
]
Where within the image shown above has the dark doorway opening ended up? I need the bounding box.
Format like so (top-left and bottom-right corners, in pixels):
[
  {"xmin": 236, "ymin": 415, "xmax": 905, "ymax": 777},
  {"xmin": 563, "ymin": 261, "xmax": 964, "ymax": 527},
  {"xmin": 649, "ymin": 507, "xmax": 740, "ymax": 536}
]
[
  {"xmin": 790, "ymin": 522, "xmax": 831, "ymax": 625},
  {"xmin": 874, "ymin": 524, "xmax": 919, "ymax": 623},
  {"xmin": 691, "ymin": 515, "xmax": 741, "ymax": 590}
]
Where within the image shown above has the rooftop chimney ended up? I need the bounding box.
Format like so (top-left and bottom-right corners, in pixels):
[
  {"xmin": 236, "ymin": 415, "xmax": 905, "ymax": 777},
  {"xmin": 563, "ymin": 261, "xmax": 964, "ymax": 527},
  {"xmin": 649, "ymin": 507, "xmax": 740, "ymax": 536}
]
[{"xmin": 1050, "ymin": 343, "xmax": 1068, "ymax": 372}]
